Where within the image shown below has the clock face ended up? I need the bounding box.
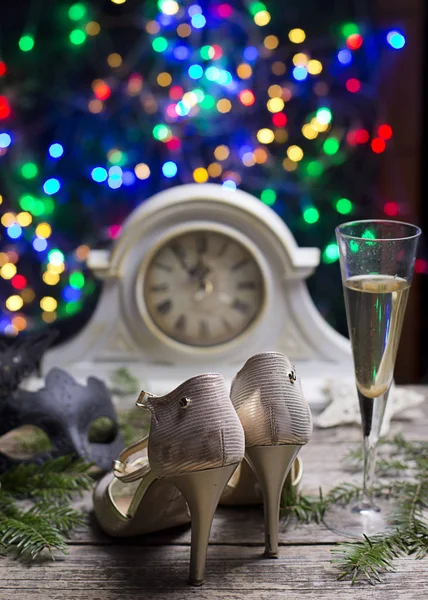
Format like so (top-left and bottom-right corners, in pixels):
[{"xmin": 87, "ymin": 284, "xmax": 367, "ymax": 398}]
[{"xmin": 142, "ymin": 230, "xmax": 265, "ymax": 347}]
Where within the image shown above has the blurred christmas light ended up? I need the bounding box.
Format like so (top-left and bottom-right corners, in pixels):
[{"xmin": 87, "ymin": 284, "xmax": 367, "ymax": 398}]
[
  {"xmin": 0, "ymin": 133, "xmax": 12, "ymax": 148},
  {"xmin": 43, "ymin": 178, "xmax": 61, "ymax": 195},
  {"xmin": 323, "ymin": 137, "xmax": 340, "ymax": 155},
  {"xmin": 387, "ymin": 30, "xmax": 406, "ymax": 49},
  {"xmin": 257, "ymin": 128, "xmax": 274, "ymax": 144},
  {"xmin": 384, "ymin": 201, "xmax": 399, "ymax": 216},
  {"xmin": 68, "ymin": 3, "xmax": 87, "ymax": 20},
  {"xmin": 6, "ymin": 295, "xmax": 24, "ymax": 311},
  {"xmin": 336, "ymin": 198, "xmax": 353, "ymax": 214},
  {"xmin": 293, "ymin": 66, "xmax": 308, "ymax": 81},
  {"xmin": 19, "ymin": 35, "xmax": 34, "ymax": 52},
  {"xmin": 371, "ymin": 138, "xmax": 386, "ymax": 153},
  {"xmin": 0, "ymin": 97, "xmax": 11, "ymax": 119},
  {"xmin": 69, "ymin": 29, "xmax": 87, "ymax": 45},
  {"xmin": 49, "ymin": 143, "xmax": 64, "ymax": 158},
  {"xmin": 33, "ymin": 236, "xmax": 48, "ymax": 252},
  {"xmin": 288, "ymin": 28, "xmax": 306, "ymax": 43},
  {"xmin": 346, "ymin": 78, "xmax": 361, "ymax": 93},
  {"xmin": 378, "ymin": 124, "xmax": 393, "ymax": 140},
  {"xmin": 193, "ymin": 167, "xmax": 209, "ymax": 183},
  {"xmin": 91, "ymin": 167, "xmax": 108, "ymax": 182},
  {"xmin": 323, "ymin": 243, "xmax": 340, "ymax": 263},
  {"xmin": 303, "ymin": 207, "xmax": 320, "ymax": 224},
  {"xmin": 21, "ymin": 162, "xmax": 38, "ymax": 179},
  {"xmin": 337, "ymin": 49, "xmax": 352, "ymax": 64},
  {"xmin": 260, "ymin": 189, "xmax": 276, "ymax": 206},
  {"xmin": 346, "ymin": 34, "xmax": 363, "ymax": 50},
  {"xmin": 287, "ymin": 145, "xmax": 304, "ymax": 161},
  {"xmin": 162, "ymin": 161, "xmax": 178, "ymax": 177},
  {"xmin": 40, "ymin": 296, "xmax": 57, "ymax": 312}
]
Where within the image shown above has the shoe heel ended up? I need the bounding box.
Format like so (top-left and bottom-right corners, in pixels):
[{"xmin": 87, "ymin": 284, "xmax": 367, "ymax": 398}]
[
  {"xmin": 168, "ymin": 463, "xmax": 238, "ymax": 586},
  {"xmin": 245, "ymin": 445, "xmax": 301, "ymax": 558}
]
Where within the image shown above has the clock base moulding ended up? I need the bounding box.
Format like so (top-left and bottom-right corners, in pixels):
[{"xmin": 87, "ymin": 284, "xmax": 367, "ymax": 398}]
[{"xmin": 44, "ymin": 184, "xmax": 353, "ymax": 407}]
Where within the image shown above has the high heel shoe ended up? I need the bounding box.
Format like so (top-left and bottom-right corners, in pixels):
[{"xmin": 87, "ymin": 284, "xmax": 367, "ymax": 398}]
[
  {"xmin": 93, "ymin": 373, "xmax": 244, "ymax": 586},
  {"xmin": 228, "ymin": 352, "xmax": 312, "ymax": 557}
]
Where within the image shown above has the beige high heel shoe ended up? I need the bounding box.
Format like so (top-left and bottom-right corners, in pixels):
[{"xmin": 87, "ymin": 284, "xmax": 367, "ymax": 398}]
[
  {"xmin": 228, "ymin": 352, "xmax": 313, "ymax": 557},
  {"xmin": 93, "ymin": 373, "xmax": 244, "ymax": 586}
]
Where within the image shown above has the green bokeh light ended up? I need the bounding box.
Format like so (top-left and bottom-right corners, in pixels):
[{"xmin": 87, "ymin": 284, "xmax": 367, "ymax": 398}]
[
  {"xmin": 20, "ymin": 162, "xmax": 38, "ymax": 179},
  {"xmin": 19, "ymin": 194, "xmax": 36, "ymax": 211},
  {"xmin": 32, "ymin": 200, "xmax": 45, "ymax": 216},
  {"xmin": 306, "ymin": 161, "xmax": 324, "ymax": 178},
  {"xmin": 153, "ymin": 124, "xmax": 169, "ymax": 141},
  {"xmin": 260, "ymin": 189, "xmax": 276, "ymax": 206},
  {"xmin": 152, "ymin": 37, "xmax": 168, "ymax": 52},
  {"xmin": 69, "ymin": 272, "xmax": 85, "ymax": 289},
  {"xmin": 336, "ymin": 197, "xmax": 353, "ymax": 214},
  {"xmin": 69, "ymin": 29, "xmax": 86, "ymax": 45},
  {"xmin": 19, "ymin": 35, "xmax": 35, "ymax": 52},
  {"xmin": 316, "ymin": 107, "xmax": 332, "ymax": 124},
  {"xmin": 323, "ymin": 243, "xmax": 340, "ymax": 263},
  {"xmin": 49, "ymin": 249, "xmax": 65, "ymax": 264},
  {"xmin": 200, "ymin": 45, "xmax": 213, "ymax": 60},
  {"xmin": 200, "ymin": 94, "xmax": 215, "ymax": 109},
  {"xmin": 65, "ymin": 301, "xmax": 81, "ymax": 315},
  {"xmin": 323, "ymin": 137, "xmax": 340, "ymax": 156},
  {"xmin": 68, "ymin": 3, "xmax": 87, "ymax": 21},
  {"xmin": 303, "ymin": 207, "xmax": 320, "ymax": 224},
  {"xmin": 249, "ymin": 2, "xmax": 267, "ymax": 16},
  {"xmin": 342, "ymin": 22, "xmax": 360, "ymax": 37}
]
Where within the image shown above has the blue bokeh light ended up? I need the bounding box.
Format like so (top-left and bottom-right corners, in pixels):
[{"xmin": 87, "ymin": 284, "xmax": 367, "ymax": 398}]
[
  {"xmin": 43, "ymin": 178, "xmax": 61, "ymax": 195},
  {"xmin": 243, "ymin": 46, "xmax": 258, "ymax": 61},
  {"xmin": 205, "ymin": 66, "xmax": 220, "ymax": 81},
  {"xmin": 0, "ymin": 133, "xmax": 12, "ymax": 148},
  {"xmin": 49, "ymin": 143, "xmax": 64, "ymax": 158},
  {"xmin": 109, "ymin": 166, "xmax": 123, "ymax": 177},
  {"xmin": 62, "ymin": 286, "xmax": 81, "ymax": 302},
  {"xmin": 173, "ymin": 45, "xmax": 190, "ymax": 60},
  {"xmin": 293, "ymin": 66, "xmax": 308, "ymax": 81},
  {"xmin": 33, "ymin": 237, "xmax": 48, "ymax": 252},
  {"xmin": 7, "ymin": 224, "xmax": 22, "ymax": 239},
  {"xmin": 175, "ymin": 101, "xmax": 190, "ymax": 116},
  {"xmin": 191, "ymin": 14, "xmax": 206, "ymax": 28},
  {"xmin": 162, "ymin": 161, "xmax": 178, "ymax": 178},
  {"xmin": 188, "ymin": 4, "xmax": 202, "ymax": 16},
  {"xmin": 337, "ymin": 49, "xmax": 352, "ymax": 65},
  {"xmin": 188, "ymin": 64, "xmax": 203, "ymax": 79},
  {"xmin": 107, "ymin": 176, "xmax": 122, "ymax": 189},
  {"xmin": 387, "ymin": 30, "xmax": 406, "ymax": 50},
  {"xmin": 223, "ymin": 180, "xmax": 237, "ymax": 190},
  {"xmin": 91, "ymin": 167, "xmax": 108, "ymax": 182},
  {"xmin": 122, "ymin": 170, "xmax": 136, "ymax": 186}
]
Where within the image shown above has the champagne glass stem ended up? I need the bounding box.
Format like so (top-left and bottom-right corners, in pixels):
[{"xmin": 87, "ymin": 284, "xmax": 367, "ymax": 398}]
[{"xmin": 358, "ymin": 391, "xmax": 389, "ymax": 507}]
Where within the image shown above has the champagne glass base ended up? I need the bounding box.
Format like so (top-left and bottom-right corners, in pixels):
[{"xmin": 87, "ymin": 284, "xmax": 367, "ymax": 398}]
[{"xmin": 323, "ymin": 502, "xmax": 391, "ymax": 538}]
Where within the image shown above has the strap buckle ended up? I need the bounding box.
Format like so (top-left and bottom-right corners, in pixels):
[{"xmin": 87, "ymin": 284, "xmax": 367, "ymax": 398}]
[{"xmin": 136, "ymin": 390, "xmax": 155, "ymax": 408}]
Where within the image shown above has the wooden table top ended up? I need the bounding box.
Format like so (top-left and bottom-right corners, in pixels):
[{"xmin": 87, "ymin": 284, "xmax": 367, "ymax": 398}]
[{"xmin": 1, "ymin": 388, "xmax": 428, "ymax": 600}]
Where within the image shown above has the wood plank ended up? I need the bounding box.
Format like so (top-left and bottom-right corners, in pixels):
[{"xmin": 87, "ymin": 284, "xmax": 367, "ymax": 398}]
[{"xmin": 0, "ymin": 544, "xmax": 427, "ymax": 600}]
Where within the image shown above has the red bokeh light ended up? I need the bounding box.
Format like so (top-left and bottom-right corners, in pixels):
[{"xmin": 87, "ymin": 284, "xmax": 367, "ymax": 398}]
[
  {"xmin": 371, "ymin": 138, "xmax": 386, "ymax": 153},
  {"xmin": 166, "ymin": 103, "xmax": 178, "ymax": 119},
  {"xmin": 355, "ymin": 129, "xmax": 370, "ymax": 144},
  {"xmin": 272, "ymin": 113, "xmax": 287, "ymax": 127},
  {"xmin": 346, "ymin": 34, "xmax": 363, "ymax": 50},
  {"xmin": 384, "ymin": 201, "xmax": 399, "ymax": 217},
  {"xmin": 0, "ymin": 96, "xmax": 10, "ymax": 119},
  {"xmin": 415, "ymin": 259, "xmax": 427, "ymax": 274},
  {"xmin": 11, "ymin": 274, "xmax": 27, "ymax": 290},
  {"xmin": 212, "ymin": 44, "xmax": 223, "ymax": 60},
  {"xmin": 346, "ymin": 78, "xmax": 361, "ymax": 93},
  {"xmin": 378, "ymin": 124, "xmax": 393, "ymax": 140},
  {"xmin": 0, "ymin": 62, "xmax": 6, "ymax": 77},
  {"xmin": 239, "ymin": 89, "xmax": 255, "ymax": 106},
  {"xmin": 94, "ymin": 82, "xmax": 111, "ymax": 101},
  {"xmin": 109, "ymin": 224, "xmax": 122, "ymax": 239},
  {"xmin": 217, "ymin": 3, "xmax": 233, "ymax": 18},
  {"xmin": 166, "ymin": 137, "xmax": 181, "ymax": 151},
  {"xmin": 169, "ymin": 85, "xmax": 183, "ymax": 101}
]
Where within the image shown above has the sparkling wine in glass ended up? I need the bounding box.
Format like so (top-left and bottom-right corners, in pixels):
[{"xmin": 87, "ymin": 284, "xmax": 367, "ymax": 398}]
[{"xmin": 327, "ymin": 220, "xmax": 421, "ymax": 537}]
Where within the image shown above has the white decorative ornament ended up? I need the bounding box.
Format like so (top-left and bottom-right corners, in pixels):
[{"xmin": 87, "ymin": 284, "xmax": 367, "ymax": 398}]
[
  {"xmin": 45, "ymin": 183, "xmax": 353, "ymax": 403},
  {"xmin": 316, "ymin": 379, "xmax": 425, "ymax": 436}
]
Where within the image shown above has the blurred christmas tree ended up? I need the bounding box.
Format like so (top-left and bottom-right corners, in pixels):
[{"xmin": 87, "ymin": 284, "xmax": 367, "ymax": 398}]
[{"xmin": 0, "ymin": 0, "xmax": 406, "ymax": 339}]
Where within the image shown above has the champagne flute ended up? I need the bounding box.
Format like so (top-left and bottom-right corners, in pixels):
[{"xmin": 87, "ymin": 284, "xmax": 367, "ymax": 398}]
[{"xmin": 326, "ymin": 220, "xmax": 421, "ymax": 537}]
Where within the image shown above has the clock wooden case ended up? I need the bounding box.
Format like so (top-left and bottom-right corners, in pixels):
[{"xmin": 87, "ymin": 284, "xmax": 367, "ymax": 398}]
[{"xmin": 45, "ymin": 184, "xmax": 352, "ymax": 403}]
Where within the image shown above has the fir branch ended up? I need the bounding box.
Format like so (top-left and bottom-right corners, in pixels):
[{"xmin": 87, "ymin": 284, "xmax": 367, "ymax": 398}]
[{"xmin": 29, "ymin": 503, "xmax": 86, "ymax": 535}]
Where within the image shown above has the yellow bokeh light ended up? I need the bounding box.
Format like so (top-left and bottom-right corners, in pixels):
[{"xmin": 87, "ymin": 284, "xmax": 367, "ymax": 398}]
[
  {"xmin": 0, "ymin": 252, "xmax": 8, "ymax": 266},
  {"xmin": 311, "ymin": 117, "xmax": 329, "ymax": 132},
  {"xmin": 134, "ymin": 163, "xmax": 151, "ymax": 180},
  {"xmin": 86, "ymin": 21, "xmax": 101, "ymax": 36},
  {"xmin": 257, "ymin": 128, "xmax": 275, "ymax": 144},
  {"xmin": 12, "ymin": 316, "xmax": 27, "ymax": 331},
  {"xmin": 0, "ymin": 194, "xmax": 3, "ymax": 205},
  {"xmin": 160, "ymin": 0, "xmax": 179, "ymax": 15},
  {"xmin": 264, "ymin": 35, "xmax": 279, "ymax": 50},
  {"xmin": 271, "ymin": 61, "xmax": 286, "ymax": 76},
  {"xmin": 207, "ymin": 162, "xmax": 222, "ymax": 177},
  {"xmin": 193, "ymin": 167, "xmax": 209, "ymax": 183},
  {"xmin": 254, "ymin": 10, "xmax": 271, "ymax": 26},
  {"xmin": 1, "ymin": 212, "xmax": 15, "ymax": 227},
  {"xmin": 237, "ymin": 63, "xmax": 252, "ymax": 79},
  {"xmin": 75, "ymin": 244, "xmax": 90, "ymax": 261},
  {"xmin": 107, "ymin": 53, "xmax": 122, "ymax": 68},
  {"xmin": 43, "ymin": 271, "xmax": 60, "ymax": 286},
  {"xmin": 182, "ymin": 91, "xmax": 198, "ymax": 108},
  {"xmin": 40, "ymin": 296, "xmax": 58, "ymax": 312},
  {"xmin": 17, "ymin": 212, "xmax": 32, "ymax": 227},
  {"xmin": 177, "ymin": 23, "xmax": 191, "ymax": 37},
  {"xmin": 307, "ymin": 60, "xmax": 323, "ymax": 75},
  {"xmin": 217, "ymin": 98, "xmax": 232, "ymax": 113},
  {"xmin": 214, "ymin": 145, "xmax": 230, "ymax": 161},
  {"xmin": 6, "ymin": 295, "xmax": 23, "ymax": 312},
  {"xmin": 47, "ymin": 262, "xmax": 65, "ymax": 274},
  {"xmin": 35, "ymin": 223, "xmax": 52, "ymax": 239},
  {"xmin": 111, "ymin": 0, "xmax": 127, "ymax": 4},
  {"xmin": 1, "ymin": 263, "xmax": 17, "ymax": 280},
  {"xmin": 289, "ymin": 28, "xmax": 306, "ymax": 44},
  {"xmin": 157, "ymin": 72, "xmax": 172, "ymax": 87},
  {"xmin": 253, "ymin": 148, "xmax": 268, "ymax": 164},
  {"xmin": 302, "ymin": 124, "xmax": 318, "ymax": 139},
  {"xmin": 21, "ymin": 288, "xmax": 35, "ymax": 303},
  {"xmin": 89, "ymin": 99, "xmax": 103, "ymax": 114},
  {"xmin": 267, "ymin": 97, "xmax": 285, "ymax": 113},
  {"xmin": 42, "ymin": 311, "xmax": 57, "ymax": 323},
  {"xmin": 287, "ymin": 145, "xmax": 304, "ymax": 162},
  {"xmin": 292, "ymin": 53, "xmax": 308, "ymax": 67},
  {"xmin": 268, "ymin": 84, "xmax": 282, "ymax": 98},
  {"xmin": 275, "ymin": 129, "xmax": 288, "ymax": 144},
  {"xmin": 282, "ymin": 157, "xmax": 298, "ymax": 172}
]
